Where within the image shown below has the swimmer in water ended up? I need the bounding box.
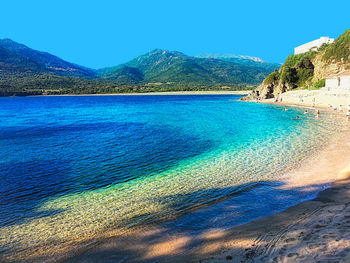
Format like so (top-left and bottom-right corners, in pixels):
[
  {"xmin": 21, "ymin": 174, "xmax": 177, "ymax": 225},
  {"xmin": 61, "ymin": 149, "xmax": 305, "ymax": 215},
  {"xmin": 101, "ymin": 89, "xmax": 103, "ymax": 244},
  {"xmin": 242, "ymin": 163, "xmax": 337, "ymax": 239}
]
[{"xmin": 303, "ymin": 110, "xmax": 308, "ymax": 114}]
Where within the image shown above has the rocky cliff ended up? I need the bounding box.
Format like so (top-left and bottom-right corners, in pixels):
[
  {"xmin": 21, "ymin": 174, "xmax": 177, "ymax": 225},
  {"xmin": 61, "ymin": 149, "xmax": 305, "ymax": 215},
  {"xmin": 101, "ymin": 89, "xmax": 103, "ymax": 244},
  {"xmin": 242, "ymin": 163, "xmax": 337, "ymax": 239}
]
[{"xmin": 243, "ymin": 29, "xmax": 350, "ymax": 101}]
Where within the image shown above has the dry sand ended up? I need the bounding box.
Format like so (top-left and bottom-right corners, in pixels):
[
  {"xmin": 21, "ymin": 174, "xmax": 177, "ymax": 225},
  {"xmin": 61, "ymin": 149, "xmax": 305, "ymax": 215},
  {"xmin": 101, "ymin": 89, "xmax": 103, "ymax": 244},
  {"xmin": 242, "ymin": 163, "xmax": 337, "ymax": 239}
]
[
  {"xmin": 267, "ymin": 88, "xmax": 350, "ymax": 111},
  {"xmin": 36, "ymin": 90, "xmax": 249, "ymax": 97}
]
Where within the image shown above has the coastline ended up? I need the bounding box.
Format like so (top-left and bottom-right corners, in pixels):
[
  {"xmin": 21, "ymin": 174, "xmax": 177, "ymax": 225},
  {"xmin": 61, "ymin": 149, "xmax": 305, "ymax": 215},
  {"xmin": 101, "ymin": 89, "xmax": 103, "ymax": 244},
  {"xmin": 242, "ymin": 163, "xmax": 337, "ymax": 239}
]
[
  {"xmin": 3, "ymin": 95, "xmax": 350, "ymax": 263},
  {"xmin": 190, "ymin": 93, "xmax": 350, "ymax": 262},
  {"xmin": 259, "ymin": 88, "xmax": 350, "ymax": 111},
  {"xmin": 196, "ymin": 170, "xmax": 350, "ymax": 263},
  {"xmin": 29, "ymin": 90, "xmax": 250, "ymax": 97},
  {"xmin": 54, "ymin": 105, "xmax": 350, "ymax": 263}
]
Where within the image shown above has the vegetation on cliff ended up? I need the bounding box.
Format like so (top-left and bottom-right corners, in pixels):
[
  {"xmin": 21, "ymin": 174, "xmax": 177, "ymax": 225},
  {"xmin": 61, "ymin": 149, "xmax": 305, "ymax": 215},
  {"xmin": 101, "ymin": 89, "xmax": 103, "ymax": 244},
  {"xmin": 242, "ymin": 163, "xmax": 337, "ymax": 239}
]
[
  {"xmin": 248, "ymin": 29, "xmax": 350, "ymax": 100},
  {"xmin": 263, "ymin": 50, "xmax": 316, "ymax": 89},
  {"xmin": 322, "ymin": 29, "xmax": 350, "ymax": 63}
]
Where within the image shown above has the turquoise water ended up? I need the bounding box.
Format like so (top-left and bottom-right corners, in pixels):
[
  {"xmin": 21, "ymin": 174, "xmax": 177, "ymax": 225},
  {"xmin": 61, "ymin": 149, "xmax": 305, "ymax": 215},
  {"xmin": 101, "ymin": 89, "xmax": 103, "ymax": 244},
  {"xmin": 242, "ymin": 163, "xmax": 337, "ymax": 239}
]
[{"xmin": 0, "ymin": 95, "xmax": 344, "ymax": 261}]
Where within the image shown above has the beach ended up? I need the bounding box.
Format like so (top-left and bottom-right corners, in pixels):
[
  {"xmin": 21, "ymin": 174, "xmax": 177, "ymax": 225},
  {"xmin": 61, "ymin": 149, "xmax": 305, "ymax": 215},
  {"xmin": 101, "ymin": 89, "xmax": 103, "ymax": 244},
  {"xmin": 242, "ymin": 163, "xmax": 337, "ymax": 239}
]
[
  {"xmin": 266, "ymin": 88, "xmax": 350, "ymax": 111},
  {"xmin": 198, "ymin": 170, "xmax": 350, "ymax": 262},
  {"xmin": 197, "ymin": 123, "xmax": 350, "ymax": 262},
  {"xmin": 2, "ymin": 94, "xmax": 350, "ymax": 263},
  {"xmin": 191, "ymin": 91, "xmax": 350, "ymax": 263},
  {"xmin": 35, "ymin": 90, "xmax": 250, "ymax": 97},
  {"xmin": 53, "ymin": 110, "xmax": 350, "ymax": 263}
]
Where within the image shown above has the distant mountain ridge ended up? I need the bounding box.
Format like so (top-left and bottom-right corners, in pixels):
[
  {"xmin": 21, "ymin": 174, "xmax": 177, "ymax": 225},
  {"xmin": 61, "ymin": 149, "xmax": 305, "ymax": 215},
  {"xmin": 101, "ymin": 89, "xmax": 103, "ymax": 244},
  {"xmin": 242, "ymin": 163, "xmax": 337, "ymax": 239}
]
[
  {"xmin": 196, "ymin": 53, "xmax": 281, "ymax": 72},
  {"xmin": 0, "ymin": 39, "xmax": 96, "ymax": 77},
  {"xmin": 0, "ymin": 39, "xmax": 279, "ymax": 96},
  {"xmin": 98, "ymin": 49, "xmax": 276, "ymax": 85},
  {"xmin": 196, "ymin": 53, "xmax": 265, "ymax": 62}
]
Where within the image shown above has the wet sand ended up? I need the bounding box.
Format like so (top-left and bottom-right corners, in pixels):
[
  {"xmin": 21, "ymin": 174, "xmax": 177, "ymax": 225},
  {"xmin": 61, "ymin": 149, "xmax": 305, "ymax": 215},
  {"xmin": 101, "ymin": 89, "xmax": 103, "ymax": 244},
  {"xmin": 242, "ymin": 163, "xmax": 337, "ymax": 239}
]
[{"xmin": 196, "ymin": 132, "xmax": 350, "ymax": 262}]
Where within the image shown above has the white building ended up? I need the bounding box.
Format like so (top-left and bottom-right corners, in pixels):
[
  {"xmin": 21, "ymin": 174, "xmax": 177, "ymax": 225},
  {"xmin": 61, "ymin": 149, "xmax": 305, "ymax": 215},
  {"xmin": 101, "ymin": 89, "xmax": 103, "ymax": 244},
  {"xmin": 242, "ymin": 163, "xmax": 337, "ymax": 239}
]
[
  {"xmin": 325, "ymin": 70, "xmax": 350, "ymax": 89},
  {"xmin": 294, "ymin": 37, "xmax": 334, "ymax": 55}
]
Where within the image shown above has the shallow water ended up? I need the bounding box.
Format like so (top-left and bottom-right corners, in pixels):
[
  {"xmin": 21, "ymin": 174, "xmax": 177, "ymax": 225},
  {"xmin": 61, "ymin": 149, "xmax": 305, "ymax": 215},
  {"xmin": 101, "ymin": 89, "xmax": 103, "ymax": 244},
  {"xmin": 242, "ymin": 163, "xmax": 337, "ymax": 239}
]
[{"xmin": 0, "ymin": 95, "xmax": 345, "ymax": 261}]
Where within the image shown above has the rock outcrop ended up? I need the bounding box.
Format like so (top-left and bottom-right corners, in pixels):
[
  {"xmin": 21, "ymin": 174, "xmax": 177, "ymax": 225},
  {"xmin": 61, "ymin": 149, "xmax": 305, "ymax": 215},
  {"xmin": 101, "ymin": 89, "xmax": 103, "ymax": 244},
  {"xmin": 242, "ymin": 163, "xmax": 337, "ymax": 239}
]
[
  {"xmin": 244, "ymin": 29, "xmax": 350, "ymax": 101},
  {"xmin": 312, "ymin": 54, "xmax": 350, "ymax": 82}
]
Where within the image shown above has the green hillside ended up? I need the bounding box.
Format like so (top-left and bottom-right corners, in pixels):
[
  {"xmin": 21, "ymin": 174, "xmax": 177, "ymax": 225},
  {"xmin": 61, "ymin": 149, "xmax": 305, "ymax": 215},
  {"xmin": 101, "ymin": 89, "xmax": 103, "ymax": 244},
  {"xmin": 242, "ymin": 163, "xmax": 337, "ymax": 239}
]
[
  {"xmin": 0, "ymin": 41, "xmax": 278, "ymax": 96},
  {"xmin": 322, "ymin": 29, "xmax": 350, "ymax": 63},
  {"xmin": 0, "ymin": 39, "xmax": 96, "ymax": 77},
  {"xmin": 98, "ymin": 49, "xmax": 274, "ymax": 85}
]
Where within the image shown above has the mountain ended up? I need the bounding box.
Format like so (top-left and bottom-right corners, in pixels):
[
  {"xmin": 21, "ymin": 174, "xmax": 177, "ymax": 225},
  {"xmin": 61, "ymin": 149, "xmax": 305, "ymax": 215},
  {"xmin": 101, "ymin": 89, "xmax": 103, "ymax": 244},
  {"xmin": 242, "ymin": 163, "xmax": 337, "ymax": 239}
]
[
  {"xmin": 0, "ymin": 39, "xmax": 96, "ymax": 77},
  {"xmin": 243, "ymin": 29, "xmax": 350, "ymax": 100},
  {"xmin": 196, "ymin": 53, "xmax": 281, "ymax": 72},
  {"xmin": 0, "ymin": 40, "xmax": 280, "ymax": 96},
  {"xmin": 0, "ymin": 45, "xmax": 46, "ymax": 74},
  {"xmin": 98, "ymin": 49, "xmax": 276, "ymax": 85}
]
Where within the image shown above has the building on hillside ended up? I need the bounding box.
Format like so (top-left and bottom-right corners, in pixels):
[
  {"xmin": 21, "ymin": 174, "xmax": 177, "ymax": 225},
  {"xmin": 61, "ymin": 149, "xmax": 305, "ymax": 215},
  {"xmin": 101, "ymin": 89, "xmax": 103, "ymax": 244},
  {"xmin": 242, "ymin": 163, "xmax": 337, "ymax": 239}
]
[
  {"xmin": 325, "ymin": 70, "xmax": 350, "ymax": 89},
  {"xmin": 294, "ymin": 37, "xmax": 334, "ymax": 55}
]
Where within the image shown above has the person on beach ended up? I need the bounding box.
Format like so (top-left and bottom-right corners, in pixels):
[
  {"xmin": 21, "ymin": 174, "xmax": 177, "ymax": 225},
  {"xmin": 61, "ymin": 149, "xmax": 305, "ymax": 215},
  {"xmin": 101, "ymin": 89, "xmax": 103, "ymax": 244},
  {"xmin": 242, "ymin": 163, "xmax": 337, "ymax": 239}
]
[
  {"xmin": 339, "ymin": 105, "xmax": 343, "ymax": 112},
  {"xmin": 312, "ymin": 97, "xmax": 315, "ymax": 107}
]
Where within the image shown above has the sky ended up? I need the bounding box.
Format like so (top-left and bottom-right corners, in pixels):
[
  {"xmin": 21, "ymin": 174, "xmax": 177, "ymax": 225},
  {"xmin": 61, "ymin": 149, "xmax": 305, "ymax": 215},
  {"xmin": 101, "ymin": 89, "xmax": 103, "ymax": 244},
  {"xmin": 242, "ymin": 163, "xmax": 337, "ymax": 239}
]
[{"xmin": 1, "ymin": 0, "xmax": 349, "ymax": 69}]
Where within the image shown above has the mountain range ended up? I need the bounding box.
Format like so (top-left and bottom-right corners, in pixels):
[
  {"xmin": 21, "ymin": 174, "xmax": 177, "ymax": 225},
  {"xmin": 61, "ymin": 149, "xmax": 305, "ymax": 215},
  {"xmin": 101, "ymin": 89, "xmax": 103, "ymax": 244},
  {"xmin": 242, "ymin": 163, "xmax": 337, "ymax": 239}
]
[
  {"xmin": 195, "ymin": 53, "xmax": 281, "ymax": 71},
  {"xmin": 0, "ymin": 39, "xmax": 279, "ymax": 96},
  {"xmin": 0, "ymin": 39, "xmax": 96, "ymax": 78}
]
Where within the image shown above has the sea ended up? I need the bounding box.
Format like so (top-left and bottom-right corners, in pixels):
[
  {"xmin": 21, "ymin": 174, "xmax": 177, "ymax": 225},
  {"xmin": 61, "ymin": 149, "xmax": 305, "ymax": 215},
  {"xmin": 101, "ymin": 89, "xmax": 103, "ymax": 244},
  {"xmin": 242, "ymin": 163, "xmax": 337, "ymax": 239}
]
[{"xmin": 0, "ymin": 94, "xmax": 345, "ymax": 261}]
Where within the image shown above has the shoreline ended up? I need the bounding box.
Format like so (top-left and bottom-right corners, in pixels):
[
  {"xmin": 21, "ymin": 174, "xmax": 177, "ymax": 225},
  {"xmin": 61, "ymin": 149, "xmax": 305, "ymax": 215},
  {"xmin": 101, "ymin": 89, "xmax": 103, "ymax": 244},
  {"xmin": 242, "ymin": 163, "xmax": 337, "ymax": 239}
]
[
  {"xmin": 55, "ymin": 106, "xmax": 350, "ymax": 263},
  {"xmin": 4, "ymin": 97, "xmax": 350, "ymax": 263},
  {"xmin": 27, "ymin": 90, "xmax": 250, "ymax": 97},
  {"xmin": 189, "ymin": 94, "xmax": 350, "ymax": 262}
]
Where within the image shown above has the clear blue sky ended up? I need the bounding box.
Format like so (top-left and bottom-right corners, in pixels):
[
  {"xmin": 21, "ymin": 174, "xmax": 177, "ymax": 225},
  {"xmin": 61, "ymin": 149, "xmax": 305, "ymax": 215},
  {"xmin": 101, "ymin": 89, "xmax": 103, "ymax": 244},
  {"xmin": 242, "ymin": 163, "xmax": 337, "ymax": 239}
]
[{"xmin": 1, "ymin": 0, "xmax": 349, "ymax": 69}]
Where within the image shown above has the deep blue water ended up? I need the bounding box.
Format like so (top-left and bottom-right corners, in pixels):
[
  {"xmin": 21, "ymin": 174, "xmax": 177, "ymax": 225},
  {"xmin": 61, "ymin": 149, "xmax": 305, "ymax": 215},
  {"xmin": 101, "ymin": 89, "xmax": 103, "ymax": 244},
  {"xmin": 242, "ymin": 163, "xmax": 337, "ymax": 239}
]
[{"xmin": 0, "ymin": 95, "xmax": 343, "ymax": 260}]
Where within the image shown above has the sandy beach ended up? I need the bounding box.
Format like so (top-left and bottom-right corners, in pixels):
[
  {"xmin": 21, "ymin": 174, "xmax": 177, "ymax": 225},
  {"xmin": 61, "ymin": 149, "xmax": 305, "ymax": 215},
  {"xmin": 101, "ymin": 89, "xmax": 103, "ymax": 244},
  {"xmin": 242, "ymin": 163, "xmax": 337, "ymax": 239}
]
[
  {"xmin": 34, "ymin": 90, "xmax": 250, "ymax": 97},
  {"xmin": 195, "ymin": 126, "xmax": 350, "ymax": 262},
  {"xmin": 264, "ymin": 88, "xmax": 350, "ymax": 111},
  {"xmin": 190, "ymin": 92, "xmax": 350, "ymax": 263}
]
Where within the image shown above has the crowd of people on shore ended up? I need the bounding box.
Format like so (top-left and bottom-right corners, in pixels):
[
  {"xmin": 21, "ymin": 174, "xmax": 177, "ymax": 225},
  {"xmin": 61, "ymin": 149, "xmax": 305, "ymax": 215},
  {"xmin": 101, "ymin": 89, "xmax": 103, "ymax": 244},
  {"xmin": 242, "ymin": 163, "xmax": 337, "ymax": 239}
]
[{"xmin": 273, "ymin": 95, "xmax": 350, "ymax": 121}]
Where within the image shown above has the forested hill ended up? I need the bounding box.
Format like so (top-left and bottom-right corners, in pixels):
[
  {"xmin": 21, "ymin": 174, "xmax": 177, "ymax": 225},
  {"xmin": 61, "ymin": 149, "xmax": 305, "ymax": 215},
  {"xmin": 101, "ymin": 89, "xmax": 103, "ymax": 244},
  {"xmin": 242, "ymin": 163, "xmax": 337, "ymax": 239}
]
[
  {"xmin": 98, "ymin": 49, "xmax": 275, "ymax": 85},
  {"xmin": 0, "ymin": 39, "xmax": 96, "ymax": 77},
  {"xmin": 0, "ymin": 40, "xmax": 279, "ymax": 96}
]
